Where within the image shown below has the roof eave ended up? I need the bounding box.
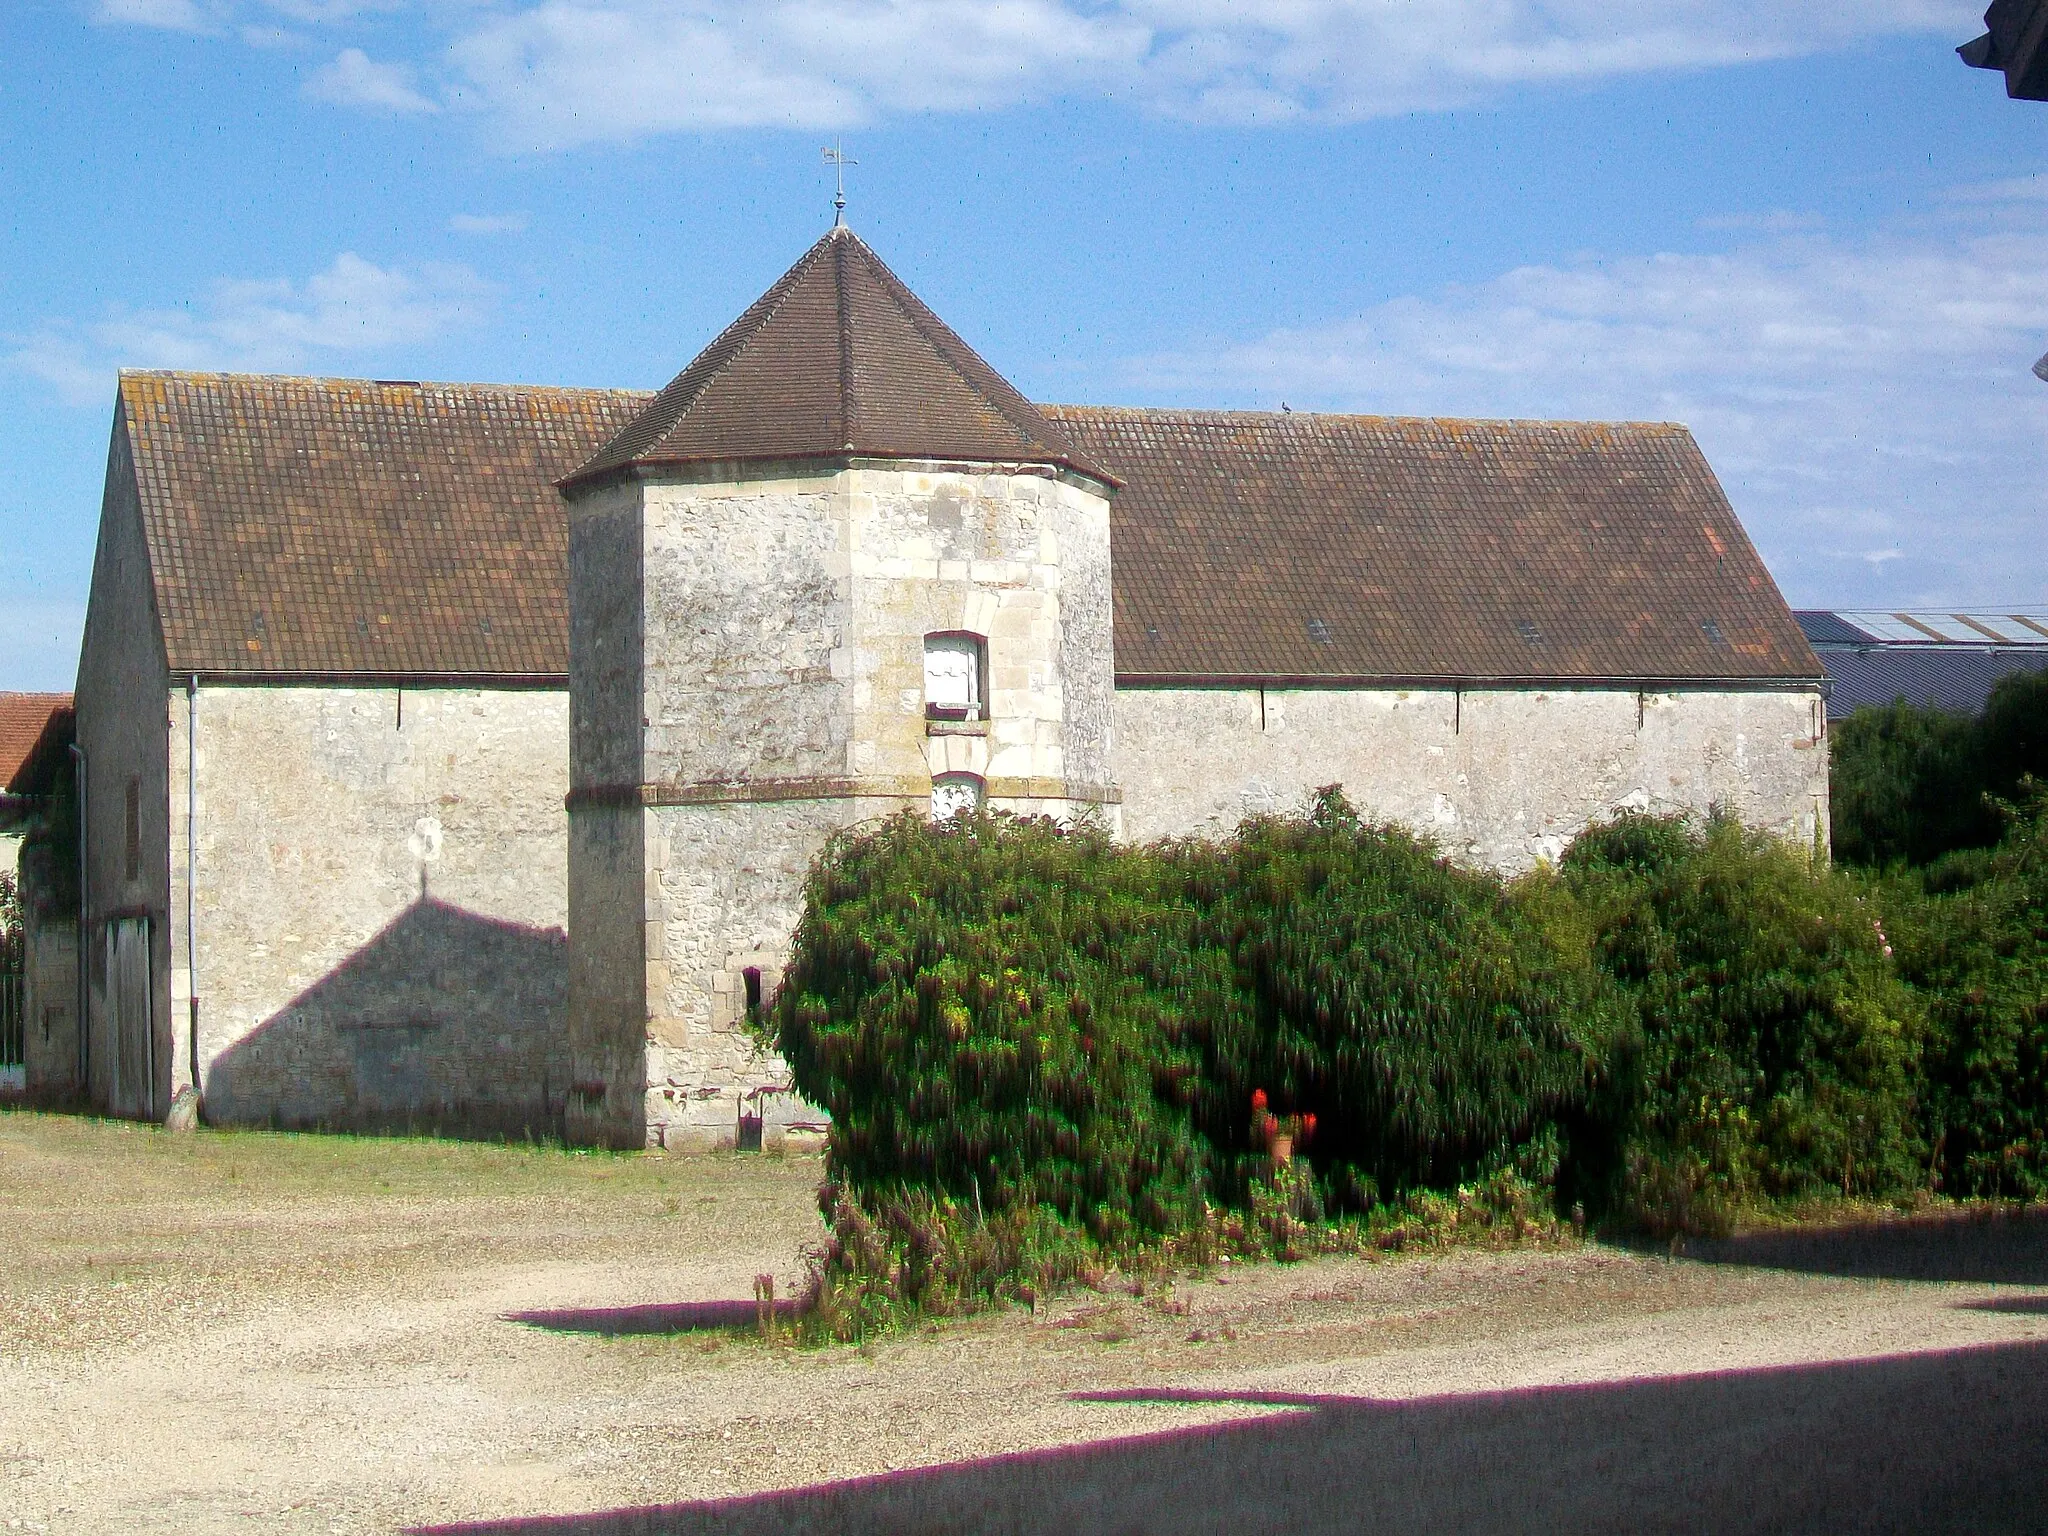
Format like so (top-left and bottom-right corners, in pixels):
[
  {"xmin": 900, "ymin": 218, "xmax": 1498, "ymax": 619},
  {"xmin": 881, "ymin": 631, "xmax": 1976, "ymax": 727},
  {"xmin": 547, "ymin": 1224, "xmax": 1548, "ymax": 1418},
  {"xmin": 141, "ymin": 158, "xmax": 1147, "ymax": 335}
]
[
  {"xmin": 560, "ymin": 450, "xmax": 1121, "ymax": 498},
  {"xmin": 1114, "ymin": 671, "xmax": 1829, "ymax": 692}
]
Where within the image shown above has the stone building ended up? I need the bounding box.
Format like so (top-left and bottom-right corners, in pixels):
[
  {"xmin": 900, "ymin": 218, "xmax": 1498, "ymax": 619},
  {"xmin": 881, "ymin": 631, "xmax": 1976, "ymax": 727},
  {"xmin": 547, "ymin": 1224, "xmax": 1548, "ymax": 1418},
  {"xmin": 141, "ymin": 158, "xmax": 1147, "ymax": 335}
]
[{"xmin": 64, "ymin": 225, "xmax": 1826, "ymax": 1144}]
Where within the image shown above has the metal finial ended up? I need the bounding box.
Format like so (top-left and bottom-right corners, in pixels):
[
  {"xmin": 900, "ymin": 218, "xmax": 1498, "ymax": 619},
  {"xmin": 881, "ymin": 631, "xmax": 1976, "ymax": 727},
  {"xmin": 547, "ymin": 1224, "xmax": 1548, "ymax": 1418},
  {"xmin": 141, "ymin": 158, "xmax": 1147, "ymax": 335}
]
[{"xmin": 822, "ymin": 139, "xmax": 857, "ymax": 226}]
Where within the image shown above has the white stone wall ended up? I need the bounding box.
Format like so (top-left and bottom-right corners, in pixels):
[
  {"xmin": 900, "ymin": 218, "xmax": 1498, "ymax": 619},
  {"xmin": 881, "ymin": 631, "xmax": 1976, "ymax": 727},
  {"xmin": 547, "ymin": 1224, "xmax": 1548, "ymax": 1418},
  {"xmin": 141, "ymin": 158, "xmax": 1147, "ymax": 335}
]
[
  {"xmin": 1115, "ymin": 685, "xmax": 1829, "ymax": 870},
  {"xmin": 179, "ymin": 685, "xmax": 572, "ymax": 1134}
]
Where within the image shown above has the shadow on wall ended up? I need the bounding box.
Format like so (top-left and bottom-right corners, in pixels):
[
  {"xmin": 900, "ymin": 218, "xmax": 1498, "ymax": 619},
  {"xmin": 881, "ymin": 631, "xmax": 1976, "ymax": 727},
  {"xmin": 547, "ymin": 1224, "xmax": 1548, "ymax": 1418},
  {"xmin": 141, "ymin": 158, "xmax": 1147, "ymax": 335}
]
[
  {"xmin": 413, "ymin": 1339, "xmax": 2048, "ymax": 1534},
  {"xmin": 207, "ymin": 897, "xmax": 569, "ymax": 1140}
]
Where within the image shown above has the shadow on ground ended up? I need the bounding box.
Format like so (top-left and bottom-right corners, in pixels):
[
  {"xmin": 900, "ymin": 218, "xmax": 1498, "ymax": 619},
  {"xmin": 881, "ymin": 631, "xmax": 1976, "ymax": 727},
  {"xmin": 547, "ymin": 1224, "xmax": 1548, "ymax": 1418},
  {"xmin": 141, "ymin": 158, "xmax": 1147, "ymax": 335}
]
[
  {"xmin": 507, "ymin": 1301, "xmax": 802, "ymax": 1336},
  {"xmin": 416, "ymin": 1339, "xmax": 2048, "ymax": 1534},
  {"xmin": 1679, "ymin": 1206, "xmax": 2048, "ymax": 1284}
]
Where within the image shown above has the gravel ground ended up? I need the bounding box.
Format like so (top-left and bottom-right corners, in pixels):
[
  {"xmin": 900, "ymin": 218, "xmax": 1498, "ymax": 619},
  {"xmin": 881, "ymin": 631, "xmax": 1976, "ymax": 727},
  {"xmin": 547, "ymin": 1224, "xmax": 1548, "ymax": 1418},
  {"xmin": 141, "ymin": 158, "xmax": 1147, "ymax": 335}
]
[{"xmin": 4, "ymin": 1111, "xmax": 2048, "ymax": 1534}]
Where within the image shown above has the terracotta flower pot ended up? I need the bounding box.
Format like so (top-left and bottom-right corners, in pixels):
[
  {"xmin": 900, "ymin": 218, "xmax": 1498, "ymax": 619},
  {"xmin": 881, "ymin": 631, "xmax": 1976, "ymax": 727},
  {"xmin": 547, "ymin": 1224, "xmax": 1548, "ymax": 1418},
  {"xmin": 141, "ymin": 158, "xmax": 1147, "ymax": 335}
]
[{"xmin": 1269, "ymin": 1133, "xmax": 1294, "ymax": 1165}]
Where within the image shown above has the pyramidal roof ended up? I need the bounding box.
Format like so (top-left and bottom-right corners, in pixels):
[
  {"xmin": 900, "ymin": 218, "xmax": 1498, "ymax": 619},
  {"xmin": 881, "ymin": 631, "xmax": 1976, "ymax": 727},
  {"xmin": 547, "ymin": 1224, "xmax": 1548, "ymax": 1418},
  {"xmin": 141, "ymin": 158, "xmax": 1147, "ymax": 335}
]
[{"xmin": 563, "ymin": 226, "xmax": 1114, "ymax": 491}]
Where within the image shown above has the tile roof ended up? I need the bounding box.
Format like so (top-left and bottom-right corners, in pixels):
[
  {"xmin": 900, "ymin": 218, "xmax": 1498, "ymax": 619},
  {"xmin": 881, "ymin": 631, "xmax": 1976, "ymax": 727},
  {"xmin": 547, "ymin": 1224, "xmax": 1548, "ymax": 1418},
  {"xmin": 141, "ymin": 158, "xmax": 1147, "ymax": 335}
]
[
  {"xmin": 0, "ymin": 693, "xmax": 72, "ymax": 796},
  {"xmin": 113, "ymin": 387, "xmax": 1819, "ymax": 688},
  {"xmin": 564, "ymin": 227, "xmax": 1111, "ymax": 491},
  {"xmin": 1043, "ymin": 407, "xmax": 1821, "ymax": 685},
  {"xmin": 120, "ymin": 372, "xmax": 645, "ymax": 678}
]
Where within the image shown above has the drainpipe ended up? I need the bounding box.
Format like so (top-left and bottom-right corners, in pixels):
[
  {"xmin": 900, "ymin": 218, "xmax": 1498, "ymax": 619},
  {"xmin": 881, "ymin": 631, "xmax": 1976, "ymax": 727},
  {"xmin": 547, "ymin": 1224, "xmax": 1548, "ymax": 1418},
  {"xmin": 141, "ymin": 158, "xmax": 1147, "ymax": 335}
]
[
  {"xmin": 185, "ymin": 675, "xmax": 201, "ymax": 1099},
  {"xmin": 68, "ymin": 741, "xmax": 87, "ymax": 1096}
]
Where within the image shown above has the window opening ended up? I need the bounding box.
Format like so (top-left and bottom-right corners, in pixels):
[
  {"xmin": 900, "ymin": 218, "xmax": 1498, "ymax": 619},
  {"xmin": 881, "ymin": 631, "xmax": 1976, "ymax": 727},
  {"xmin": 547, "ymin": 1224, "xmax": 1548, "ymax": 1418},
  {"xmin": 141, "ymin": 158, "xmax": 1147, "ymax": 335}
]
[
  {"xmin": 743, "ymin": 966, "xmax": 763, "ymax": 1017},
  {"xmin": 925, "ymin": 633, "xmax": 985, "ymax": 722},
  {"xmin": 931, "ymin": 772, "xmax": 985, "ymax": 820}
]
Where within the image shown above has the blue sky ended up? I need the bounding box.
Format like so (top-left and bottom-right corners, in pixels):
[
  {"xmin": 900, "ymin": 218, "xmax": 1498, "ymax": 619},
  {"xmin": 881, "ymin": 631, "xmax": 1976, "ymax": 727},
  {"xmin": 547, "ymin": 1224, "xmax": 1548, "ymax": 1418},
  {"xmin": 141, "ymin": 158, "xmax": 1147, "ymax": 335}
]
[{"xmin": 3, "ymin": 1, "xmax": 2044, "ymax": 691}]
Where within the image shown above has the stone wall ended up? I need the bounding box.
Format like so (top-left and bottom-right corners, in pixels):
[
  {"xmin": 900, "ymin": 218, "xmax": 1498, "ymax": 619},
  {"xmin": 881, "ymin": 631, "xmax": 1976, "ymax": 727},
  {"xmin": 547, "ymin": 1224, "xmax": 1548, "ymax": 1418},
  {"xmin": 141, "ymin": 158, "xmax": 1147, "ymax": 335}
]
[
  {"xmin": 568, "ymin": 462, "xmax": 1118, "ymax": 1147},
  {"xmin": 1115, "ymin": 685, "xmax": 1829, "ymax": 869},
  {"xmin": 74, "ymin": 404, "xmax": 173, "ymax": 1121},
  {"xmin": 182, "ymin": 685, "xmax": 572, "ymax": 1135}
]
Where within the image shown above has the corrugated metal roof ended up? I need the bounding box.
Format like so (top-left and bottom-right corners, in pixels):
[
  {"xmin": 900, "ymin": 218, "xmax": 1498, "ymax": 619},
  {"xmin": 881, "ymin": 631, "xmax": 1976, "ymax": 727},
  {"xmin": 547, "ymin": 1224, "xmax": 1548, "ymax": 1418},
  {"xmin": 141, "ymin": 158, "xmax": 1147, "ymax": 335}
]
[
  {"xmin": 1819, "ymin": 647, "xmax": 2048, "ymax": 718},
  {"xmin": 1803, "ymin": 610, "xmax": 2048, "ymax": 646}
]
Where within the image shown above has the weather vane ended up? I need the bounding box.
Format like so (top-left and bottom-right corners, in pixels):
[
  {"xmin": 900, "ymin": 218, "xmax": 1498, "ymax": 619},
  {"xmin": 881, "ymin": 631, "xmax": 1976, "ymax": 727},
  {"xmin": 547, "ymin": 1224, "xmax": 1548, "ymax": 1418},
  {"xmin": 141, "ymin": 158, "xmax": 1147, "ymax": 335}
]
[{"xmin": 822, "ymin": 139, "xmax": 856, "ymax": 226}]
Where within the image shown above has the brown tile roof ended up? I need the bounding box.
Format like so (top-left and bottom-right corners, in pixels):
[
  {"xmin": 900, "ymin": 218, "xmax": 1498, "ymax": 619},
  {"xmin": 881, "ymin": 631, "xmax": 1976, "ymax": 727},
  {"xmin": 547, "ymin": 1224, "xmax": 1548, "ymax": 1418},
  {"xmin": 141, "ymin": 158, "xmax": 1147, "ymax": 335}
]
[
  {"xmin": 121, "ymin": 372, "xmax": 645, "ymax": 678},
  {"xmin": 1044, "ymin": 407, "xmax": 1821, "ymax": 685},
  {"xmin": 113, "ymin": 384, "xmax": 1818, "ymax": 689},
  {"xmin": 564, "ymin": 227, "xmax": 1112, "ymax": 491},
  {"xmin": 0, "ymin": 694, "xmax": 72, "ymax": 796}
]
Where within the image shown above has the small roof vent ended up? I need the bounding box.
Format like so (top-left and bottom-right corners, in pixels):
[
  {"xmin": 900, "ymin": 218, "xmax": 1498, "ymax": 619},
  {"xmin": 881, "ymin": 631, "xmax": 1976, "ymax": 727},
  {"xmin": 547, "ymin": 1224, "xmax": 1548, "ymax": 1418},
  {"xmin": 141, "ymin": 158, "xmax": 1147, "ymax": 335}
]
[
  {"xmin": 1307, "ymin": 618, "xmax": 1333, "ymax": 645},
  {"xmin": 1515, "ymin": 618, "xmax": 1542, "ymax": 645}
]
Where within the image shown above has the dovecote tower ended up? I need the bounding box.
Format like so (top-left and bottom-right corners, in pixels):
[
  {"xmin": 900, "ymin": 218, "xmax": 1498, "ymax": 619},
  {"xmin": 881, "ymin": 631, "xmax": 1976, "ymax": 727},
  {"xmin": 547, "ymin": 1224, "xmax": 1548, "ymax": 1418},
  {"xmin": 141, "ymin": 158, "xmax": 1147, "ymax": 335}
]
[{"xmin": 559, "ymin": 227, "xmax": 1122, "ymax": 1149}]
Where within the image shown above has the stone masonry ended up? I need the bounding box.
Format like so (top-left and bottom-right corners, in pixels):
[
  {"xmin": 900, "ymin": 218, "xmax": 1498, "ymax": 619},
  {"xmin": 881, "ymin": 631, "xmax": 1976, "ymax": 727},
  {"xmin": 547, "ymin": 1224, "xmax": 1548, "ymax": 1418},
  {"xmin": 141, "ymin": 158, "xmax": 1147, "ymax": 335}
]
[{"xmin": 567, "ymin": 463, "xmax": 1118, "ymax": 1149}]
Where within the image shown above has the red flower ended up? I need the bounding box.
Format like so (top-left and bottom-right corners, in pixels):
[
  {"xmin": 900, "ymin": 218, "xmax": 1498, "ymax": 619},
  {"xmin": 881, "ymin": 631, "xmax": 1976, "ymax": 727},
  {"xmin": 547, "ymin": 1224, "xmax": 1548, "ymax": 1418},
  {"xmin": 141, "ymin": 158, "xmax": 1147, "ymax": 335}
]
[
  {"xmin": 1262, "ymin": 1113, "xmax": 1279, "ymax": 1139},
  {"xmin": 1251, "ymin": 1088, "xmax": 1268, "ymax": 1113},
  {"xmin": 1301, "ymin": 1113, "xmax": 1317, "ymax": 1143}
]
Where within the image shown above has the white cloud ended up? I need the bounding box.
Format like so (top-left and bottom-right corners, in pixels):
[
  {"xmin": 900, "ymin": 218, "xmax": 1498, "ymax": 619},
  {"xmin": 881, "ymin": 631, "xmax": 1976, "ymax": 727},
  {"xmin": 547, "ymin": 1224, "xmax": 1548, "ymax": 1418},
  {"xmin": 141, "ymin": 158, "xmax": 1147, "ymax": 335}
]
[
  {"xmin": 308, "ymin": 47, "xmax": 440, "ymax": 113},
  {"xmin": 95, "ymin": 0, "xmax": 1983, "ymax": 144},
  {"xmin": 448, "ymin": 211, "xmax": 529, "ymax": 235},
  {"xmin": 8, "ymin": 253, "xmax": 491, "ymax": 406},
  {"xmin": 437, "ymin": 0, "xmax": 1980, "ymax": 145},
  {"xmin": 1117, "ymin": 214, "xmax": 2048, "ymax": 608}
]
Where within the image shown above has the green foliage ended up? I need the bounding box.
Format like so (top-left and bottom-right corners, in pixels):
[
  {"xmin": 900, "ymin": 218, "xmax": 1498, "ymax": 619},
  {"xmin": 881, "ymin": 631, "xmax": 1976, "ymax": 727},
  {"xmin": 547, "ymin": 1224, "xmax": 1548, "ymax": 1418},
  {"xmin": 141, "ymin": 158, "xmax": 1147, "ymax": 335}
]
[
  {"xmin": 775, "ymin": 810, "xmax": 1215, "ymax": 1247},
  {"xmin": 1174, "ymin": 789, "xmax": 1627, "ymax": 1214},
  {"xmin": 1559, "ymin": 812, "xmax": 1924, "ymax": 1234},
  {"xmin": 1831, "ymin": 668, "xmax": 2048, "ymax": 868},
  {"xmin": 1877, "ymin": 799, "xmax": 2048, "ymax": 1199},
  {"xmin": 774, "ymin": 796, "xmax": 1618, "ymax": 1331},
  {"xmin": 777, "ymin": 792, "xmax": 2048, "ymax": 1328}
]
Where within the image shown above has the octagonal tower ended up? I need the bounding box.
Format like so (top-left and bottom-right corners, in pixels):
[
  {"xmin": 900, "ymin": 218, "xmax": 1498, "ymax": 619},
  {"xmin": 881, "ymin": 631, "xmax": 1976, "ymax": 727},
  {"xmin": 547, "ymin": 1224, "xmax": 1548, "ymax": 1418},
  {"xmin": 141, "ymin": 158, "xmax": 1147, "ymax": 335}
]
[{"xmin": 560, "ymin": 227, "xmax": 1121, "ymax": 1148}]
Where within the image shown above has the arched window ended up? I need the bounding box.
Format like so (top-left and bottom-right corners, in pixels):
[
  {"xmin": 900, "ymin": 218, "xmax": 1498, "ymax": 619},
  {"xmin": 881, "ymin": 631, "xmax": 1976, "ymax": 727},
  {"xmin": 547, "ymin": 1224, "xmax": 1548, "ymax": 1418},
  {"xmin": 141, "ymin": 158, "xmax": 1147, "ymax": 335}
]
[
  {"xmin": 931, "ymin": 772, "xmax": 984, "ymax": 820},
  {"xmin": 924, "ymin": 633, "xmax": 985, "ymax": 722}
]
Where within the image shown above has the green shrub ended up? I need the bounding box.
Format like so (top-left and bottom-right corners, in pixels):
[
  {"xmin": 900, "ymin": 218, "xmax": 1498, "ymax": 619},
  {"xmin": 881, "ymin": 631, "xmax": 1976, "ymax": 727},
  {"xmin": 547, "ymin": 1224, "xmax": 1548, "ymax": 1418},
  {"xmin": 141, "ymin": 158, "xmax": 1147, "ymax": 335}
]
[
  {"xmin": 1831, "ymin": 668, "xmax": 2048, "ymax": 868},
  {"xmin": 1878, "ymin": 799, "xmax": 2048, "ymax": 1198},
  {"xmin": 774, "ymin": 810, "xmax": 1216, "ymax": 1248},
  {"xmin": 1176, "ymin": 789, "xmax": 1628, "ymax": 1215},
  {"xmin": 1560, "ymin": 812, "xmax": 1925, "ymax": 1233}
]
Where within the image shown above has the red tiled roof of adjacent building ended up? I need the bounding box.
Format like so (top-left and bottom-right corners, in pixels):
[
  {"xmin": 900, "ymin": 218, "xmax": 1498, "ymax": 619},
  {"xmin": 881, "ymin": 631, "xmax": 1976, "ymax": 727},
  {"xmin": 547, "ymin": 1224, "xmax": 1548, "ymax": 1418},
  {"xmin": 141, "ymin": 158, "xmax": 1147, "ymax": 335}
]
[
  {"xmin": 1, "ymin": 694, "xmax": 73, "ymax": 796},
  {"xmin": 563, "ymin": 227, "xmax": 1113, "ymax": 492},
  {"xmin": 1043, "ymin": 407, "xmax": 1821, "ymax": 685}
]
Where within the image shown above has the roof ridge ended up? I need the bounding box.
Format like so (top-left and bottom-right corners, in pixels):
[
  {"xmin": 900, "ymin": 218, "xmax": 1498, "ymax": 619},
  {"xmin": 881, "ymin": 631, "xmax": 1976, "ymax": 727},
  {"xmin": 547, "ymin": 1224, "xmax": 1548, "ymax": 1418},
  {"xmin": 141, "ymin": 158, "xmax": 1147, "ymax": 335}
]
[
  {"xmin": 643, "ymin": 232, "xmax": 838, "ymax": 461},
  {"xmin": 1041, "ymin": 403, "xmax": 1688, "ymax": 433},
  {"xmin": 118, "ymin": 369, "xmax": 651, "ymax": 401},
  {"xmin": 852, "ymin": 236, "xmax": 1040, "ymax": 457},
  {"xmin": 834, "ymin": 230, "xmax": 858, "ymax": 452}
]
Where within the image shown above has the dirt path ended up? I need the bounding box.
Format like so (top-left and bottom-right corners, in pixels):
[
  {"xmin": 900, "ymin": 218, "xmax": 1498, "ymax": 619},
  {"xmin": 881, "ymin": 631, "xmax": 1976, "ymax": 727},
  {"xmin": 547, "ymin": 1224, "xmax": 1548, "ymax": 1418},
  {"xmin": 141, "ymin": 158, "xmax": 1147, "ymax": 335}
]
[{"xmin": 4, "ymin": 1113, "xmax": 2048, "ymax": 1533}]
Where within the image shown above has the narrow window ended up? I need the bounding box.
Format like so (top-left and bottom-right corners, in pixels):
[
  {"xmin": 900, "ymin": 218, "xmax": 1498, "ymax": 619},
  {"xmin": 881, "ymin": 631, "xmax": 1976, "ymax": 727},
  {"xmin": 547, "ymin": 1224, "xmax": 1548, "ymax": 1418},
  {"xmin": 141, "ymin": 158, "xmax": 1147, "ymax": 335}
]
[
  {"xmin": 742, "ymin": 966, "xmax": 763, "ymax": 1017},
  {"xmin": 924, "ymin": 633, "xmax": 985, "ymax": 722},
  {"xmin": 932, "ymin": 772, "xmax": 985, "ymax": 820},
  {"xmin": 124, "ymin": 776, "xmax": 141, "ymax": 883}
]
